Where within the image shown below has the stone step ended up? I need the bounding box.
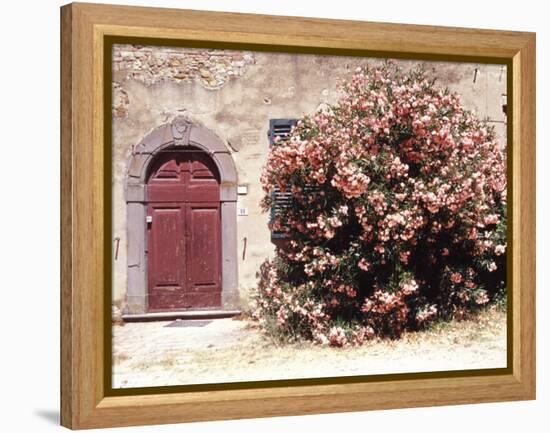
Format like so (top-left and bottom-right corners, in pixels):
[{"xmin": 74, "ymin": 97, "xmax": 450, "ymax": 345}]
[{"xmin": 121, "ymin": 309, "xmax": 242, "ymax": 322}]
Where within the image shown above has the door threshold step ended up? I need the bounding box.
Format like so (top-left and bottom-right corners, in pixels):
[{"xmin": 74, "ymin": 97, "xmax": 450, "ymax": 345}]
[{"xmin": 121, "ymin": 309, "xmax": 242, "ymax": 322}]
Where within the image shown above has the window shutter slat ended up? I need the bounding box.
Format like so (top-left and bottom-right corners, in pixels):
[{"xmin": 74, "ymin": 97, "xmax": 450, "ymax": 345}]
[
  {"xmin": 268, "ymin": 119, "xmax": 297, "ymax": 240},
  {"xmin": 268, "ymin": 118, "xmax": 298, "ymax": 146}
]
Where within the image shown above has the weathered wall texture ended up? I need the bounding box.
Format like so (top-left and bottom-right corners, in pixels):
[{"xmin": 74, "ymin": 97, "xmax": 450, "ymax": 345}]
[{"xmin": 111, "ymin": 44, "xmax": 507, "ymax": 311}]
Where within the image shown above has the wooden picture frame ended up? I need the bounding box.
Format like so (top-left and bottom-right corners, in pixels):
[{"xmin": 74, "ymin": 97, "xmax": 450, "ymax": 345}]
[{"xmin": 60, "ymin": 2, "xmax": 536, "ymax": 429}]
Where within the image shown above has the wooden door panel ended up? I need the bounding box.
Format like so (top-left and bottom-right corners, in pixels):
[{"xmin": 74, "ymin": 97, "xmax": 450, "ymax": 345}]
[
  {"xmin": 147, "ymin": 184, "xmax": 186, "ymax": 202},
  {"xmin": 147, "ymin": 205, "xmax": 186, "ymax": 311},
  {"xmin": 187, "ymin": 204, "xmax": 221, "ymax": 290},
  {"xmin": 148, "ymin": 206, "xmax": 183, "ymax": 285},
  {"xmin": 146, "ymin": 149, "xmax": 222, "ymax": 312},
  {"xmin": 185, "ymin": 153, "xmax": 220, "ymax": 202},
  {"xmin": 183, "ymin": 291, "xmax": 222, "ymax": 309}
]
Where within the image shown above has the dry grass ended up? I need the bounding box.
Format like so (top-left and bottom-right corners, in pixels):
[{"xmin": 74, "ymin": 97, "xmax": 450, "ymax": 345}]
[{"xmin": 112, "ymin": 306, "xmax": 506, "ymax": 388}]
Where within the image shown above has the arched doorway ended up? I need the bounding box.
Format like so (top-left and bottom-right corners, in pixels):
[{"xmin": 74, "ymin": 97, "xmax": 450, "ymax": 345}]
[
  {"xmin": 146, "ymin": 148, "xmax": 221, "ymax": 311},
  {"xmin": 125, "ymin": 117, "xmax": 239, "ymax": 314}
]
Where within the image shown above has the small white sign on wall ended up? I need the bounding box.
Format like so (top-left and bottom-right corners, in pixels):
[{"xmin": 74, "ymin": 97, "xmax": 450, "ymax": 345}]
[
  {"xmin": 237, "ymin": 185, "xmax": 248, "ymax": 195},
  {"xmin": 237, "ymin": 207, "xmax": 249, "ymax": 216}
]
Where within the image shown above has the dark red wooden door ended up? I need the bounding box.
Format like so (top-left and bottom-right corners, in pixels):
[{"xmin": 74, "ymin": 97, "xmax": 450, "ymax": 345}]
[{"xmin": 146, "ymin": 150, "xmax": 221, "ymax": 312}]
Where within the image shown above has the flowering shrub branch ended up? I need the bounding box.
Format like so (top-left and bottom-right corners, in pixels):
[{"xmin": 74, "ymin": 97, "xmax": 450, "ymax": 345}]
[{"xmin": 253, "ymin": 61, "xmax": 507, "ymax": 346}]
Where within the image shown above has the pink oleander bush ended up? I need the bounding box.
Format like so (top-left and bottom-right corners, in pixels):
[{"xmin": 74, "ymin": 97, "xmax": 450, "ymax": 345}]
[{"xmin": 253, "ymin": 61, "xmax": 507, "ymax": 346}]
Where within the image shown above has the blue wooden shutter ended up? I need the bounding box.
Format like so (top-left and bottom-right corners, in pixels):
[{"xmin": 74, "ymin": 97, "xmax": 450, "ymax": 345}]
[
  {"xmin": 268, "ymin": 119, "xmax": 298, "ymax": 240},
  {"xmin": 268, "ymin": 119, "xmax": 297, "ymax": 145}
]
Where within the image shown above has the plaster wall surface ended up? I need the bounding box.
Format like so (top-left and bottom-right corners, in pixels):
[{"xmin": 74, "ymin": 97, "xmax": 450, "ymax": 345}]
[{"xmin": 112, "ymin": 44, "xmax": 507, "ymax": 311}]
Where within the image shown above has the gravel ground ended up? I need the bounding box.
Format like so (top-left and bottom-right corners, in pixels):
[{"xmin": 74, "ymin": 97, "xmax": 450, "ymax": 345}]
[{"xmin": 112, "ymin": 308, "xmax": 507, "ymax": 388}]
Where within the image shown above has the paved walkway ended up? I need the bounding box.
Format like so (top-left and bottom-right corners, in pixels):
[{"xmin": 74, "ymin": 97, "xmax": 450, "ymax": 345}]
[{"xmin": 112, "ymin": 311, "xmax": 507, "ymax": 389}]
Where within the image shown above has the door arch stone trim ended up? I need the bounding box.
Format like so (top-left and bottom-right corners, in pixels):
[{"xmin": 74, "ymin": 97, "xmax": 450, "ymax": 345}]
[{"xmin": 124, "ymin": 116, "xmax": 239, "ymax": 314}]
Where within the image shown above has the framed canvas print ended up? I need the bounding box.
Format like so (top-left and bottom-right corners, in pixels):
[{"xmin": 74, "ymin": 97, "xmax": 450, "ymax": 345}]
[{"xmin": 60, "ymin": 2, "xmax": 536, "ymax": 429}]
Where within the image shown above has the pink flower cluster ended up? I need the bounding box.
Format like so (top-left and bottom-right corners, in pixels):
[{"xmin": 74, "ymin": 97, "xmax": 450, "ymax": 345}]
[
  {"xmin": 416, "ymin": 305, "xmax": 438, "ymax": 323},
  {"xmin": 255, "ymin": 61, "xmax": 507, "ymax": 343}
]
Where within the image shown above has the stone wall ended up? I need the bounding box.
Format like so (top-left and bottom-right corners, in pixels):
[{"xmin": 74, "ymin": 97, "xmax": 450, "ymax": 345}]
[{"xmin": 111, "ymin": 44, "xmax": 507, "ymax": 311}]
